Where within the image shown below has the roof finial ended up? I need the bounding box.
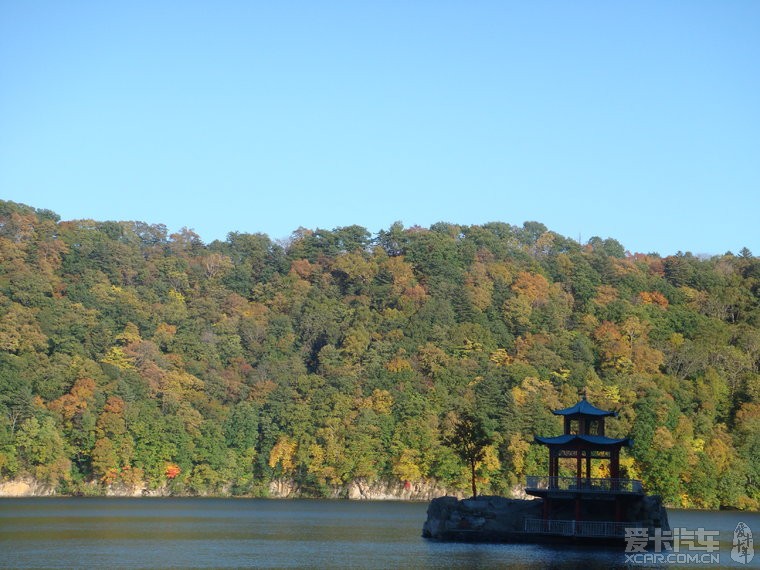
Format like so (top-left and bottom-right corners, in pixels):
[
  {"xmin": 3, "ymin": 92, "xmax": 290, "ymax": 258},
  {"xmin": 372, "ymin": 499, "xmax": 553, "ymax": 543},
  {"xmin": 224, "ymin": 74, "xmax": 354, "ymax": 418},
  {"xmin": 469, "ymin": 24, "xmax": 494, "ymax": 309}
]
[{"xmin": 582, "ymin": 387, "xmax": 588, "ymax": 401}]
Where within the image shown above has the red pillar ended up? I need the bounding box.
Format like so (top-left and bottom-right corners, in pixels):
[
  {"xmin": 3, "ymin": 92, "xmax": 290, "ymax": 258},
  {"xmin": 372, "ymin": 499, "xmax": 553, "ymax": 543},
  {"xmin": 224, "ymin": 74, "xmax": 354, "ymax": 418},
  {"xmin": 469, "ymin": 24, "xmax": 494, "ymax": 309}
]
[
  {"xmin": 552, "ymin": 452, "xmax": 559, "ymax": 488},
  {"xmin": 548, "ymin": 449, "xmax": 553, "ymax": 479},
  {"xmin": 586, "ymin": 454, "xmax": 591, "ymax": 487},
  {"xmin": 611, "ymin": 449, "xmax": 620, "ymax": 490}
]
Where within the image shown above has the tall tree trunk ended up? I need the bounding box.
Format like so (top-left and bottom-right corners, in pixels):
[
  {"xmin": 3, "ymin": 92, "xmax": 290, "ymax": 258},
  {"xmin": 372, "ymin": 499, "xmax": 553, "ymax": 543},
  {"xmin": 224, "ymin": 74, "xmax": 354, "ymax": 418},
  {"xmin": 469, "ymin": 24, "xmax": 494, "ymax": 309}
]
[{"xmin": 471, "ymin": 459, "xmax": 477, "ymax": 498}]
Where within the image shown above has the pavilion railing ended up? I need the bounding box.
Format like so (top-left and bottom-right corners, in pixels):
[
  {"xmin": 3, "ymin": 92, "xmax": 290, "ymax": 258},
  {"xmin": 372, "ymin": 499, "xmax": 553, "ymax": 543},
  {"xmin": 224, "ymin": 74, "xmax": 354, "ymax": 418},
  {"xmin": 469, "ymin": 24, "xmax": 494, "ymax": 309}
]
[
  {"xmin": 525, "ymin": 476, "xmax": 643, "ymax": 494},
  {"xmin": 524, "ymin": 518, "xmax": 644, "ymax": 538}
]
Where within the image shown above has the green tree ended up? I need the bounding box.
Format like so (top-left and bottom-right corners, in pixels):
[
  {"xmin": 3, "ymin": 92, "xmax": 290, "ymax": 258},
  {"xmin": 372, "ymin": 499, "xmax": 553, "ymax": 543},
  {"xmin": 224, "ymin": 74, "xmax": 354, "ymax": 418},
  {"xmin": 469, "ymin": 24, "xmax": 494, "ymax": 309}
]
[
  {"xmin": 444, "ymin": 411, "xmax": 492, "ymax": 498},
  {"xmin": 15, "ymin": 416, "xmax": 71, "ymax": 487}
]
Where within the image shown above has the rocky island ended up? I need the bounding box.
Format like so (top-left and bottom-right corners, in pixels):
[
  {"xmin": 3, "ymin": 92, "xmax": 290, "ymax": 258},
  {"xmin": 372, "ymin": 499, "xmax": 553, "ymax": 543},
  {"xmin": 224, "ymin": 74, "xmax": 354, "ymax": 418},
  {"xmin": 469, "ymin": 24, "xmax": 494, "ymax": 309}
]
[{"xmin": 423, "ymin": 494, "xmax": 669, "ymax": 544}]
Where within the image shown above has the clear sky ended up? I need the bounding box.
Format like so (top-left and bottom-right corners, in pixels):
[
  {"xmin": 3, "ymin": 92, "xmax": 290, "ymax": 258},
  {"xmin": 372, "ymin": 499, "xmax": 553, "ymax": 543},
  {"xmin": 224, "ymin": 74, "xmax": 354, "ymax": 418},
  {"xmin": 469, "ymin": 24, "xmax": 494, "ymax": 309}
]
[{"xmin": 1, "ymin": 1, "xmax": 758, "ymax": 256}]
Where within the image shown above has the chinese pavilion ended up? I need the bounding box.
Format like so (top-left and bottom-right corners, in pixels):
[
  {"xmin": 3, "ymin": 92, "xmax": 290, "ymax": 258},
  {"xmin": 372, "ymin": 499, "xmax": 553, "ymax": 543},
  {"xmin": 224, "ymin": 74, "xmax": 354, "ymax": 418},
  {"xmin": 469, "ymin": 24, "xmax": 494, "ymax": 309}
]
[{"xmin": 524, "ymin": 396, "xmax": 644, "ymax": 539}]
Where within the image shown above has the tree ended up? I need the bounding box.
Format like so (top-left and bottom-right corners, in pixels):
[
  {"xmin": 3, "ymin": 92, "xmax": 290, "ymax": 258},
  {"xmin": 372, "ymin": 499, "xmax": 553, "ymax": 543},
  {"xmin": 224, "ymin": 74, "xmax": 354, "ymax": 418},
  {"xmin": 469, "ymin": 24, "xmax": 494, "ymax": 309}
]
[
  {"xmin": 15, "ymin": 416, "xmax": 71, "ymax": 487},
  {"xmin": 1, "ymin": 198, "xmax": 759, "ymax": 506},
  {"xmin": 444, "ymin": 411, "xmax": 492, "ymax": 498}
]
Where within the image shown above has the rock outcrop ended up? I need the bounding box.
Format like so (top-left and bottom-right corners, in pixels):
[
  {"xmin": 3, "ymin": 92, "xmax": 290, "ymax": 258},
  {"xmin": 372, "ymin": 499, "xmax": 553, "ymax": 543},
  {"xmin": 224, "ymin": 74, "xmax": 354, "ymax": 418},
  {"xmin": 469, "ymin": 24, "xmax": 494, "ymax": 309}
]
[
  {"xmin": 347, "ymin": 478, "xmax": 459, "ymax": 501},
  {"xmin": 423, "ymin": 495, "xmax": 542, "ymax": 541},
  {"xmin": 0, "ymin": 478, "xmax": 55, "ymax": 497},
  {"xmin": 266, "ymin": 477, "xmax": 463, "ymax": 501},
  {"xmin": 422, "ymin": 494, "xmax": 670, "ymax": 542},
  {"xmin": 629, "ymin": 494, "xmax": 670, "ymax": 533}
]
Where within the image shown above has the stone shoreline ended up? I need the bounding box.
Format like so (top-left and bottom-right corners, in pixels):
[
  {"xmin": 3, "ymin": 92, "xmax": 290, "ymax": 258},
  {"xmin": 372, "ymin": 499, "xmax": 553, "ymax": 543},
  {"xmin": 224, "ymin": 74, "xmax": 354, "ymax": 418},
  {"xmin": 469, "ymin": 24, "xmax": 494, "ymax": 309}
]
[{"xmin": 0, "ymin": 477, "xmax": 464, "ymax": 500}]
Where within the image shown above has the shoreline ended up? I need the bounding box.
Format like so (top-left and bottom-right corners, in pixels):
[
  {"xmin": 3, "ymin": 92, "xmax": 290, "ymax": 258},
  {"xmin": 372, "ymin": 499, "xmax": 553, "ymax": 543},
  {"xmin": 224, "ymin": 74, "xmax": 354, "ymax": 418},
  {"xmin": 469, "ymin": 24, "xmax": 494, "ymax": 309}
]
[{"xmin": 0, "ymin": 477, "xmax": 465, "ymax": 501}]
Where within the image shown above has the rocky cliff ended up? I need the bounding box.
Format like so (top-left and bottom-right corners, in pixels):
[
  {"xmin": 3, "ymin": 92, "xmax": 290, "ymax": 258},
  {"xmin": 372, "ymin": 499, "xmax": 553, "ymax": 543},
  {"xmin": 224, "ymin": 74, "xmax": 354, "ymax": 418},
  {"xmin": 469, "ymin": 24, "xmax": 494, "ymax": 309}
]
[
  {"xmin": 0, "ymin": 476, "xmax": 462, "ymax": 500},
  {"xmin": 267, "ymin": 477, "xmax": 463, "ymax": 500},
  {"xmin": 0, "ymin": 478, "xmax": 56, "ymax": 497}
]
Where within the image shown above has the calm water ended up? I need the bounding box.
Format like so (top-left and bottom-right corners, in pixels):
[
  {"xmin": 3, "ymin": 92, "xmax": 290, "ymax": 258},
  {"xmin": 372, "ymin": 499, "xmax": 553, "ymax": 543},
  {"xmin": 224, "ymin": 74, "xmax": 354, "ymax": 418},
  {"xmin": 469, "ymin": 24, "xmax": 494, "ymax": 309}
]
[{"xmin": 0, "ymin": 498, "xmax": 758, "ymax": 569}]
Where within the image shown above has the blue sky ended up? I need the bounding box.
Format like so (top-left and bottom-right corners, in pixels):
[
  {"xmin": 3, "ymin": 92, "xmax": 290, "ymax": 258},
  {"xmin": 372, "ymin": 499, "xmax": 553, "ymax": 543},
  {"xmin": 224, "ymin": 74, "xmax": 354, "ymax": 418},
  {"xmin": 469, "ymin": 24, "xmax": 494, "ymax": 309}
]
[{"xmin": 1, "ymin": 1, "xmax": 758, "ymax": 256}]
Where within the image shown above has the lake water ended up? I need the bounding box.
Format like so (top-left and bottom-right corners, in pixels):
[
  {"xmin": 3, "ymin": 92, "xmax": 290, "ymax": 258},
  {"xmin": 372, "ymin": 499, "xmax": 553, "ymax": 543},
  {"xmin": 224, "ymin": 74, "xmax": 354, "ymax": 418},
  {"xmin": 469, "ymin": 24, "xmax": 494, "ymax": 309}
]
[{"xmin": 0, "ymin": 498, "xmax": 758, "ymax": 569}]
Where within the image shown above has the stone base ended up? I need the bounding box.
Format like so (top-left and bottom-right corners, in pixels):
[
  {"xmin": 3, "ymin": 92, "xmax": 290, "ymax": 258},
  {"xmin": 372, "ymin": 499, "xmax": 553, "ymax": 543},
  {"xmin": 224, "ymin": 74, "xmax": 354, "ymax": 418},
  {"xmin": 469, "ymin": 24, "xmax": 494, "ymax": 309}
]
[{"xmin": 422, "ymin": 494, "xmax": 670, "ymax": 543}]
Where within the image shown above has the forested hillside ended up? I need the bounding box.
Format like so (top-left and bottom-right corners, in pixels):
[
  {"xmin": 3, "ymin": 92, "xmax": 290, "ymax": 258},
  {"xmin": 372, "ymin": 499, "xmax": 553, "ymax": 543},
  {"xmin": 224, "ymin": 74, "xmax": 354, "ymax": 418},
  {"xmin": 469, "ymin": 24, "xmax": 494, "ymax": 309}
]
[{"xmin": 0, "ymin": 200, "xmax": 758, "ymax": 508}]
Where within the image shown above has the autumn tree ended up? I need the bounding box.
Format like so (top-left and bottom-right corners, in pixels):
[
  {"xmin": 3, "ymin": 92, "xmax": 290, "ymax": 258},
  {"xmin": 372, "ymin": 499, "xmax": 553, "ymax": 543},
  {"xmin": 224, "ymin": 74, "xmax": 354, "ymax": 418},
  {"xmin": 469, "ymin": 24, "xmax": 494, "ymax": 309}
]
[{"xmin": 1, "ymin": 199, "xmax": 759, "ymax": 506}]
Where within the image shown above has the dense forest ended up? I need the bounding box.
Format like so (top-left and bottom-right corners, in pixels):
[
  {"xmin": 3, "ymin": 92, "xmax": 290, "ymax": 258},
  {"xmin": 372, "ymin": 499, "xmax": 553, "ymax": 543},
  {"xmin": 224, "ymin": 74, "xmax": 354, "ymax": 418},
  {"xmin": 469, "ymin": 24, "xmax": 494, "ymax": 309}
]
[{"xmin": 0, "ymin": 200, "xmax": 758, "ymax": 509}]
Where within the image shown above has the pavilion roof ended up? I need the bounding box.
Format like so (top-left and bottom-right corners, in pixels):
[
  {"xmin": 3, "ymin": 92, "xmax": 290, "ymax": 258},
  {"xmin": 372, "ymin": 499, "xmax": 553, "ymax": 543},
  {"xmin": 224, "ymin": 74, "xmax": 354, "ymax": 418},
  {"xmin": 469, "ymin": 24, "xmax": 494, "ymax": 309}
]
[
  {"xmin": 534, "ymin": 434, "xmax": 631, "ymax": 447},
  {"xmin": 552, "ymin": 398, "xmax": 617, "ymax": 417}
]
